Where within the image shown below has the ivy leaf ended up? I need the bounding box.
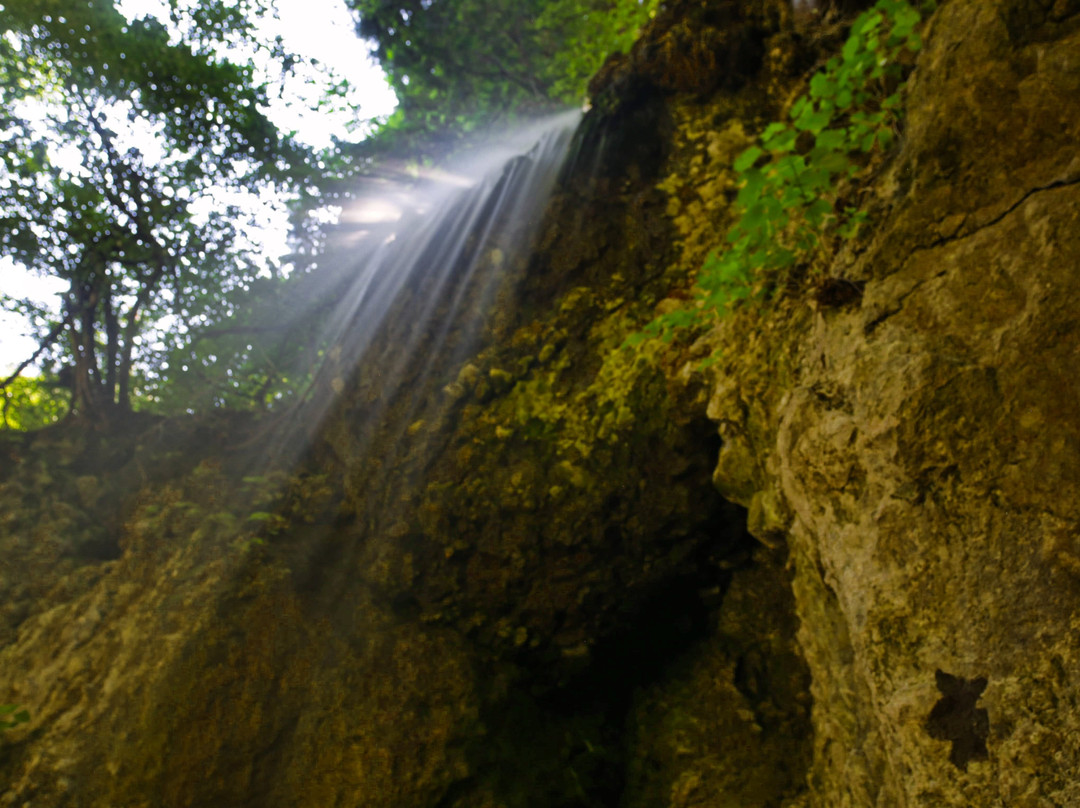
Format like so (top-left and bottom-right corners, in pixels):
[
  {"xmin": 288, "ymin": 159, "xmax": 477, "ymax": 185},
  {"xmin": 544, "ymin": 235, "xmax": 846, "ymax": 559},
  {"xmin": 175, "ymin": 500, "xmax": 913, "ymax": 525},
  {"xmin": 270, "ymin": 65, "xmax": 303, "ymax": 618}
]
[
  {"xmin": 852, "ymin": 10, "xmax": 884, "ymax": 35},
  {"xmin": 763, "ymin": 126, "xmax": 798, "ymax": 153},
  {"xmin": 697, "ymin": 352, "xmax": 722, "ymax": 370},
  {"xmin": 658, "ymin": 309, "xmax": 698, "ymax": 330},
  {"xmin": 736, "ymin": 167, "xmax": 766, "ymax": 208},
  {"xmin": 811, "ymin": 151, "xmax": 852, "ymax": 176},
  {"xmin": 814, "ymin": 129, "xmax": 849, "ymax": 152},
  {"xmin": 625, "ymin": 0, "xmax": 925, "ymax": 349},
  {"xmin": 842, "ymin": 33, "xmax": 864, "ymax": 62},
  {"xmin": 773, "ymin": 154, "xmax": 807, "ymax": 184},
  {"xmin": 761, "ymin": 121, "xmax": 788, "ymax": 141},
  {"xmin": 733, "ymin": 146, "xmax": 764, "ymax": 173},
  {"xmin": 805, "ymin": 198, "xmax": 834, "ymax": 228},
  {"xmin": 794, "ymin": 105, "xmax": 834, "ymax": 134},
  {"xmin": 741, "ymin": 200, "xmax": 772, "ymax": 235}
]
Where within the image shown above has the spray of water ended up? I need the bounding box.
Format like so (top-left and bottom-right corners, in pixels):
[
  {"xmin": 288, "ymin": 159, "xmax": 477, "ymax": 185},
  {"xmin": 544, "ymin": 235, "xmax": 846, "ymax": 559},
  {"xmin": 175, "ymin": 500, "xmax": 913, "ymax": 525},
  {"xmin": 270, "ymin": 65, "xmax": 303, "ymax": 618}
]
[{"xmin": 265, "ymin": 110, "xmax": 584, "ymax": 466}]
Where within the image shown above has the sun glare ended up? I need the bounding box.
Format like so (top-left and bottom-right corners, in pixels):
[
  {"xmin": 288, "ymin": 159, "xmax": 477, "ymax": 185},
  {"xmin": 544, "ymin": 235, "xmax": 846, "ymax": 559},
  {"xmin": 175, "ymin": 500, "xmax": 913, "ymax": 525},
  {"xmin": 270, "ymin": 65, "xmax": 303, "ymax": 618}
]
[
  {"xmin": 0, "ymin": 0, "xmax": 398, "ymax": 374},
  {"xmin": 115, "ymin": 0, "xmax": 398, "ymax": 149}
]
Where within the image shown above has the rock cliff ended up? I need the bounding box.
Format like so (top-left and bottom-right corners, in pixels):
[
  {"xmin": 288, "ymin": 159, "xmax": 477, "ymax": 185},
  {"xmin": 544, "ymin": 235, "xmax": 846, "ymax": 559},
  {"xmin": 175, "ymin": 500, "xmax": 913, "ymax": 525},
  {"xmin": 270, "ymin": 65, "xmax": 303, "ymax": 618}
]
[{"xmin": 2, "ymin": 0, "xmax": 1079, "ymax": 806}]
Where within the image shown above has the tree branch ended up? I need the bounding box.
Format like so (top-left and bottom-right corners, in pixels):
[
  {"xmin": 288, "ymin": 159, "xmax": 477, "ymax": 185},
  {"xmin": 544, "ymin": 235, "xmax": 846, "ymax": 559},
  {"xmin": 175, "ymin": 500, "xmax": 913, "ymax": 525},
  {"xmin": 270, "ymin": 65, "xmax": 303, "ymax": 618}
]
[{"xmin": 0, "ymin": 314, "xmax": 71, "ymax": 391}]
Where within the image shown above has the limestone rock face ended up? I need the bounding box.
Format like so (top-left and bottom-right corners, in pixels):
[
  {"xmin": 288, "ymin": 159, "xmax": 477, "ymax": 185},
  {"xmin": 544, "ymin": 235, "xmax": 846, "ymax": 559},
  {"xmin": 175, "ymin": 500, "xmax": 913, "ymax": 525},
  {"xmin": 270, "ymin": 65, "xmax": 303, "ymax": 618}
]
[
  {"xmin": 623, "ymin": 549, "xmax": 811, "ymax": 808},
  {"xmin": 0, "ymin": 5, "xmax": 759, "ymax": 802},
  {"xmin": 2, "ymin": 1, "xmax": 1080, "ymax": 806},
  {"xmin": 702, "ymin": 2, "xmax": 1080, "ymax": 804}
]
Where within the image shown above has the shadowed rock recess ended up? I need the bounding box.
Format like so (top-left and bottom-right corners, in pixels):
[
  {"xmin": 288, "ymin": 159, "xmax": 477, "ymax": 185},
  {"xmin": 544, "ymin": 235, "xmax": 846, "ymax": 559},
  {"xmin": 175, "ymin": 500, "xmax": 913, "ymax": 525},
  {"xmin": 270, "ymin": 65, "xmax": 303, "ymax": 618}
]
[{"xmin": 2, "ymin": 0, "xmax": 1080, "ymax": 805}]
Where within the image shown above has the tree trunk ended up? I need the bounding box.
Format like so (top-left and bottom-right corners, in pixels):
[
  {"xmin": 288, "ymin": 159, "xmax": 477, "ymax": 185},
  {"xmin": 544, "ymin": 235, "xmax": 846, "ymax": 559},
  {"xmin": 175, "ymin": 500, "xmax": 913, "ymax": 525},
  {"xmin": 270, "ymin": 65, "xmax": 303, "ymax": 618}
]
[
  {"xmin": 104, "ymin": 284, "xmax": 120, "ymax": 406},
  {"xmin": 67, "ymin": 277, "xmax": 107, "ymax": 419}
]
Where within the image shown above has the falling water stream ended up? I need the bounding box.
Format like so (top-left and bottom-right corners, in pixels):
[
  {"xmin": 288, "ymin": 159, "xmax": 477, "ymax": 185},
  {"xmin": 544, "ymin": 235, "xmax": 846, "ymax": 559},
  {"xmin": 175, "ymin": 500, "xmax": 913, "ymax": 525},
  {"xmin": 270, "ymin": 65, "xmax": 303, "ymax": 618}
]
[{"xmin": 271, "ymin": 110, "xmax": 584, "ymax": 461}]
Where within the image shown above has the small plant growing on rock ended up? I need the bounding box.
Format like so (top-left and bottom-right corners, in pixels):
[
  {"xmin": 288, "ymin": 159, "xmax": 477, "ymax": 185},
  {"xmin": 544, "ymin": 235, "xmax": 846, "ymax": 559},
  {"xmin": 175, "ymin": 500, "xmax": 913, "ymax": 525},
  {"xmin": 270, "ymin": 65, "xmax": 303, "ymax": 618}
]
[
  {"xmin": 0, "ymin": 704, "xmax": 29, "ymax": 732},
  {"xmin": 630, "ymin": 0, "xmax": 929, "ymax": 349}
]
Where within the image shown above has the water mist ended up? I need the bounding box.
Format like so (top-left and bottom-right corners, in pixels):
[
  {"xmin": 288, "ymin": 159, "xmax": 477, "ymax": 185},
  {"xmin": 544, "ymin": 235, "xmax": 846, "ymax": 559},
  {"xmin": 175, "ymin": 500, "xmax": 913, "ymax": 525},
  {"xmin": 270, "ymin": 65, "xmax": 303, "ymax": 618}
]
[{"xmin": 267, "ymin": 110, "xmax": 584, "ymax": 466}]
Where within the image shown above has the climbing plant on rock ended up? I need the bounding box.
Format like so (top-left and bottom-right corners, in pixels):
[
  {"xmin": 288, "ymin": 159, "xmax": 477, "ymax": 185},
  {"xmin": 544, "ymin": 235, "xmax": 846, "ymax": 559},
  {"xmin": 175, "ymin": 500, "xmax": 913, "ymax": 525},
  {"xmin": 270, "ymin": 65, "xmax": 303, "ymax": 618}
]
[{"xmin": 631, "ymin": 0, "xmax": 929, "ymax": 348}]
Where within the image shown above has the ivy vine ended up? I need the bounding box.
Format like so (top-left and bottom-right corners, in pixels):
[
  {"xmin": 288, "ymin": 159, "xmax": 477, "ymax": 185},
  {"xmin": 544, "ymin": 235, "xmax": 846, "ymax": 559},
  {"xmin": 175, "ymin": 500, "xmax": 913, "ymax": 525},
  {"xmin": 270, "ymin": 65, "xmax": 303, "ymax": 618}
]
[{"xmin": 630, "ymin": 0, "xmax": 931, "ymax": 348}]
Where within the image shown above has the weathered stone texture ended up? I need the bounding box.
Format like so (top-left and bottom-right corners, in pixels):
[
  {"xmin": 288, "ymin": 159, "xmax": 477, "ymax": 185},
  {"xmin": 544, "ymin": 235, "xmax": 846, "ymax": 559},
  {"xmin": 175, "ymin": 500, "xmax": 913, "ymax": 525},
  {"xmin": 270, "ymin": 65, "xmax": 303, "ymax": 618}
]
[
  {"xmin": 3, "ymin": 1, "xmax": 1080, "ymax": 806},
  {"xmin": 704, "ymin": 1, "xmax": 1080, "ymax": 804}
]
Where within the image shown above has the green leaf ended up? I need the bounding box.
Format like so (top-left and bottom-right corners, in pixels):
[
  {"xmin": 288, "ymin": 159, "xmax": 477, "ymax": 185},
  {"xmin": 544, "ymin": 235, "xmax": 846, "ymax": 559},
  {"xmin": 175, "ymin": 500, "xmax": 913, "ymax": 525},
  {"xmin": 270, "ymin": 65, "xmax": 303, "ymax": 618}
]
[
  {"xmin": 0, "ymin": 705, "xmax": 29, "ymax": 731},
  {"xmin": 659, "ymin": 309, "xmax": 699, "ymax": 330},
  {"xmin": 741, "ymin": 201, "xmax": 771, "ymax": 234},
  {"xmin": 805, "ymin": 198, "xmax": 834, "ymax": 227},
  {"xmin": 892, "ymin": 6, "xmax": 922, "ymax": 36},
  {"xmin": 763, "ymin": 125, "xmax": 798, "ymax": 153},
  {"xmin": 733, "ymin": 146, "xmax": 764, "ymax": 173},
  {"xmin": 773, "ymin": 155, "xmax": 807, "ymax": 183},
  {"xmin": 814, "ymin": 128, "xmax": 849, "ymax": 152},
  {"xmin": 697, "ymin": 353, "xmax": 722, "ymax": 370},
  {"xmin": 809, "ymin": 73, "xmax": 835, "ymax": 99},
  {"xmin": 842, "ymin": 34, "xmax": 863, "ymax": 63},
  {"xmin": 736, "ymin": 167, "xmax": 766, "ymax": 208},
  {"xmin": 780, "ymin": 183, "xmax": 811, "ymax": 208},
  {"xmin": 771, "ymin": 247, "xmax": 797, "ymax": 268},
  {"xmin": 794, "ymin": 105, "xmax": 833, "ymax": 134},
  {"xmin": 629, "ymin": 0, "xmax": 920, "ymax": 344},
  {"xmin": 852, "ymin": 10, "xmax": 884, "ymax": 36},
  {"xmin": 812, "ymin": 151, "xmax": 853, "ymax": 175}
]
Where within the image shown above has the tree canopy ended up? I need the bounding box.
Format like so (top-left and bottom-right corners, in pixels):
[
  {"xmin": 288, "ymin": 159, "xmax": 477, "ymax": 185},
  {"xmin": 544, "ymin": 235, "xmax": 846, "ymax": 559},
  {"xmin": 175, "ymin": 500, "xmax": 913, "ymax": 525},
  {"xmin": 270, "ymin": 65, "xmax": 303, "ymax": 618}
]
[
  {"xmin": 348, "ymin": 0, "xmax": 657, "ymax": 157},
  {"xmin": 0, "ymin": 0, "xmax": 330, "ymax": 421},
  {"xmin": 0, "ymin": 0, "xmax": 658, "ymax": 428}
]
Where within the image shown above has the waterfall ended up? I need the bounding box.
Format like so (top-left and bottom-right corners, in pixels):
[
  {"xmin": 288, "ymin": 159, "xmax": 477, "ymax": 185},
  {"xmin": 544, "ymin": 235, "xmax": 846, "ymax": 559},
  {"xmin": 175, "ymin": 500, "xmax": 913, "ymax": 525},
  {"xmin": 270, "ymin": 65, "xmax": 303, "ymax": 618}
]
[{"xmin": 271, "ymin": 110, "xmax": 583, "ymax": 462}]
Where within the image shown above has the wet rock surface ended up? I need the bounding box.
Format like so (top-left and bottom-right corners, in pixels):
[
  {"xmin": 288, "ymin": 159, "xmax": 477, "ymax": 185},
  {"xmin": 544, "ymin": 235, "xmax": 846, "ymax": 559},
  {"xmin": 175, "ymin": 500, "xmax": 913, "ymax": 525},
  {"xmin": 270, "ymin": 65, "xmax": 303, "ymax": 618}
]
[
  {"xmin": 3, "ymin": 1, "xmax": 1080, "ymax": 806},
  {"xmin": 701, "ymin": 2, "xmax": 1080, "ymax": 805}
]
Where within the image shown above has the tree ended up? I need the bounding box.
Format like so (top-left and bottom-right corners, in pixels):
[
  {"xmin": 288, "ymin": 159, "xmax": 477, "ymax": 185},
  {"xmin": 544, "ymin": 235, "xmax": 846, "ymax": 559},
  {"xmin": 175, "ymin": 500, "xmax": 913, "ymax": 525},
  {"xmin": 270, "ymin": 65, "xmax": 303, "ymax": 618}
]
[
  {"xmin": 346, "ymin": 0, "xmax": 657, "ymax": 159},
  {"xmin": 0, "ymin": 0, "xmax": 319, "ymax": 421},
  {"xmin": 533, "ymin": 0, "xmax": 661, "ymax": 101},
  {"xmin": 0, "ymin": 0, "xmax": 662, "ymax": 427}
]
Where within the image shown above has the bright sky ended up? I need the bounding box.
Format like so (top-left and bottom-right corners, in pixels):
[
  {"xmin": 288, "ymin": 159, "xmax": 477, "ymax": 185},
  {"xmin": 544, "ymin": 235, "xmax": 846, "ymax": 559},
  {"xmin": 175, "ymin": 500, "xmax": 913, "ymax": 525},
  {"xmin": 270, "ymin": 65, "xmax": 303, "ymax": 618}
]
[{"xmin": 0, "ymin": 0, "xmax": 397, "ymax": 373}]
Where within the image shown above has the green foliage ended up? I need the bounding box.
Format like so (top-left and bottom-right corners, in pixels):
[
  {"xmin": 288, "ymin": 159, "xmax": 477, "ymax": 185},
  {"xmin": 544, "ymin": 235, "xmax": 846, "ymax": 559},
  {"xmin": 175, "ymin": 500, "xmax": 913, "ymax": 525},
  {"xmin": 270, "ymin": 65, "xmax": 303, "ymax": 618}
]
[
  {"xmin": 0, "ymin": 374, "xmax": 68, "ymax": 430},
  {"xmin": 534, "ymin": 0, "xmax": 659, "ymax": 102},
  {"xmin": 709, "ymin": 0, "xmax": 923, "ymax": 301},
  {"xmin": 143, "ymin": 263, "xmax": 353, "ymax": 413},
  {"xmin": 0, "ymin": 704, "xmax": 30, "ymax": 732},
  {"xmin": 637, "ymin": 0, "xmax": 927, "ymax": 346},
  {"xmin": 3, "ymin": 0, "xmax": 661, "ymax": 425},
  {"xmin": 706, "ymin": 0, "xmax": 923, "ymax": 302},
  {"xmin": 124, "ymin": 463, "xmax": 332, "ymax": 555},
  {"xmin": 347, "ymin": 0, "xmax": 657, "ymax": 159},
  {"xmin": 0, "ymin": 0, "xmax": 328, "ymax": 418}
]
